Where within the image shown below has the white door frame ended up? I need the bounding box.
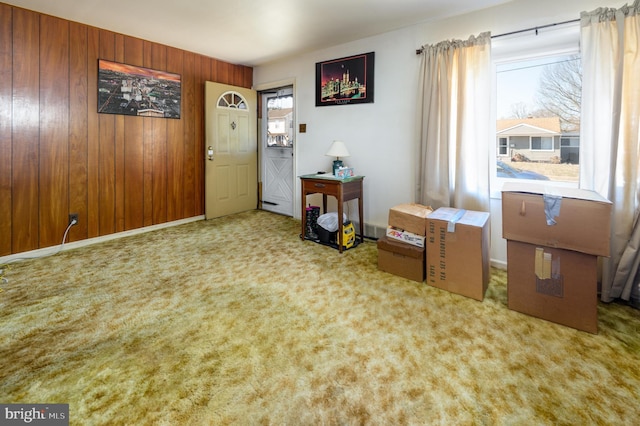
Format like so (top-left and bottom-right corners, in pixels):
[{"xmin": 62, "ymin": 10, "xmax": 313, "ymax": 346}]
[{"xmin": 255, "ymin": 79, "xmax": 297, "ymax": 218}]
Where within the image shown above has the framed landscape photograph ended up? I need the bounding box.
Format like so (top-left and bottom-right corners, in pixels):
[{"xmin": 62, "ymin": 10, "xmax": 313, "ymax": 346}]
[
  {"xmin": 98, "ymin": 59, "xmax": 181, "ymax": 119},
  {"xmin": 315, "ymin": 52, "xmax": 374, "ymax": 107}
]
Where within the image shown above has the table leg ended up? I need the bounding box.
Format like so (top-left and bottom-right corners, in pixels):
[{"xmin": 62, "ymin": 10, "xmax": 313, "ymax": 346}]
[
  {"xmin": 337, "ymin": 195, "xmax": 343, "ymax": 253},
  {"xmin": 358, "ymin": 194, "xmax": 364, "ymax": 244},
  {"xmin": 300, "ymin": 190, "xmax": 306, "ymax": 240}
]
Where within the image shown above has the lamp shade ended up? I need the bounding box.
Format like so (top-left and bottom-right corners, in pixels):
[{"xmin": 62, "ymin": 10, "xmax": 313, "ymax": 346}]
[{"xmin": 325, "ymin": 140, "xmax": 350, "ymax": 158}]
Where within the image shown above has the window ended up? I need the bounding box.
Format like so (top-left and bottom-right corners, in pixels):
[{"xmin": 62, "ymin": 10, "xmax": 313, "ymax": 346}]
[
  {"xmin": 531, "ymin": 136, "xmax": 553, "ymax": 151},
  {"xmin": 266, "ymin": 92, "xmax": 293, "ymax": 147},
  {"xmin": 492, "ymin": 22, "xmax": 581, "ymax": 186},
  {"xmin": 560, "ymin": 135, "xmax": 580, "ymax": 164},
  {"xmin": 498, "ymin": 137, "xmax": 508, "ymax": 156},
  {"xmin": 217, "ymin": 92, "xmax": 247, "ymax": 109}
]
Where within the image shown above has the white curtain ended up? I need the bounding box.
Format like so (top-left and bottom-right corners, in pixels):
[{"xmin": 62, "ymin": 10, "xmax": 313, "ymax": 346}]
[
  {"xmin": 580, "ymin": 0, "xmax": 640, "ymax": 306},
  {"xmin": 416, "ymin": 32, "xmax": 491, "ymax": 212}
]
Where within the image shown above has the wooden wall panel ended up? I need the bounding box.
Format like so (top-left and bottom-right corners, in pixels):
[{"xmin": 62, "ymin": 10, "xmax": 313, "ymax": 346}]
[
  {"xmin": 217, "ymin": 61, "xmax": 231, "ymax": 85},
  {"xmin": 1, "ymin": 2, "xmax": 253, "ymax": 256},
  {"xmin": 68, "ymin": 21, "xmax": 89, "ymax": 243},
  {"xmin": 194, "ymin": 55, "xmax": 208, "ymax": 214},
  {"xmin": 124, "ymin": 114, "xmax": 143, "ymax": 231},
  {"xmin": 11, "ymin": 8, "xmax": 40, "ymax": 253},
  {"xmin": 142, "ymin": 41, "xmax": 154, "ymax": 227},
  {"xmin": 0, "ymin": 4, "xmax": 12, "ymax": 255},
  {"xmin": 39, "ymin": 14, "xmax": 70, "ymax": 248},
  {"xmin": 166, "ymin": 47, "xmax": 184, "ymax": 223},
  {"xmin": 123, "ymin": 37, "xmax": 144, "ymax": 231},
  {"xmin": 151, "ymin": 42, "xmax": 168, "ymax": 225},
  {"xmin": 98, "ymin": 30, "xmax": 116, "ymax": 236},
  {"xmin": 114, "ymin": 34, "xmax": 126, "ymax": 233},
  {"xmin": 86, "ymin": 26, "xmax": 100, "ymax": 239},
  {"xmin": 243, "ymin": 67, "xmax": 253, "ymax": 89},
  {"xmin": 182, "ymin": 52, "xmax": 196, "ymax": 218},
  {"xmin": 233, "ymin": 66, "xmax": 244, "ymax": 87},
  {"xmin": 209, "ymin": 58, "xmax": 218, "ymax": 82}
]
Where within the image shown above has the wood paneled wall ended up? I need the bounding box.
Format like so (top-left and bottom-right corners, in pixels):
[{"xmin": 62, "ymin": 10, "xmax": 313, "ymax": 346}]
[{"xmin": 0, "ymin": 4, "xmax": 253, "ymax": 256}]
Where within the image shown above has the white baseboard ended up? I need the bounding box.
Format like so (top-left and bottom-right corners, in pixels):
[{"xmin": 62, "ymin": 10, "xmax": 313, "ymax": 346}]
[
  {"xmin": 361, "ymin": 222, "xmax": 386, "ymax": 240},
  {"xmin": 490, "ymin": 259, "xmax": 507, "ymax": 270},
  {"xmin": 0, "ymin": 216, "xmax": 205, "ymax": 264}
]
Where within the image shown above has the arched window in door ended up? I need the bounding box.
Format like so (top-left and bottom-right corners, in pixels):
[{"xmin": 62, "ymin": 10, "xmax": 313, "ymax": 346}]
[{"xmin": 217, "ymin": 91, "xmax": 248, "ymax": 110}]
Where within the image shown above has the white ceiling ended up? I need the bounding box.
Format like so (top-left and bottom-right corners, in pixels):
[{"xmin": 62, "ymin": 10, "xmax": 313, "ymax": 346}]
[{"xmin": 4, "ymin": 0, "xmax": 509, "ymax": 66}]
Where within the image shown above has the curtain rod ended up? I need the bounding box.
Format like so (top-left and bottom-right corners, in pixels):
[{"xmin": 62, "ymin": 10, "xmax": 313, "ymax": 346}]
[{"xmin": 415, "ymin": 18, "xmax": 580, "ymax": 54}]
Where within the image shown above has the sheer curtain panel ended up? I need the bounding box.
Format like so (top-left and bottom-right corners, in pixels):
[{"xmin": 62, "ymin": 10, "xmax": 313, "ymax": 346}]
[
  {"xmin": 415, "ymin": 32, "xmax": 491, "ymax": 212},
  {"xmin": 580, "ymin": 0, "xmax": 640, "ymax": 306}
]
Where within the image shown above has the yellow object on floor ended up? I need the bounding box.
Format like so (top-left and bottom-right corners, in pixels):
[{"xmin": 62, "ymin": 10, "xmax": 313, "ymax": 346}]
[{"xmin": 342, "ymin": 221, "xmax": 355, "ymax": 249}]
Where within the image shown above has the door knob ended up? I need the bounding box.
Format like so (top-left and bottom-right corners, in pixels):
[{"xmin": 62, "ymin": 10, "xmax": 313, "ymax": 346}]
[{"xmin": 207, "ymin": 146, "xmax": 214, "ymax": 161}]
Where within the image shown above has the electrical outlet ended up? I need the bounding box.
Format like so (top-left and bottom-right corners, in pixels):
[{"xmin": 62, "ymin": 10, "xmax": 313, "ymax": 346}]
[{"xmin": 69, "ymin": 213, "xmax": 79, "ymax": 226}]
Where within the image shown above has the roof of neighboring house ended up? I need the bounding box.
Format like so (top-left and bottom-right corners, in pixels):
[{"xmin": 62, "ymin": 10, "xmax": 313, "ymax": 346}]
[{"xmin": 497, "ymin": 117, "xmax": 561, "ymax": 134}]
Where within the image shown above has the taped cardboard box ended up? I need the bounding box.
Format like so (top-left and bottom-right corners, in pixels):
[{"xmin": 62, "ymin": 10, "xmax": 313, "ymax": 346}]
[
  {"xmin": 388, "ymin": 203, "xmax": 433, "ymax": 236},
  {"xmin": 507, "ymin": 240, "xmax": 598, "ymax": 333},
  {"xmin": 377, "ymin": 235, "xmax": 425, "ymax": 283},
  {"xmin": 502, "ymin": 182, "xmax": 612, "ymax": 257},
  {"xmin": 426, "ymin": 207, "xmax": 490, "ymax": 301}
]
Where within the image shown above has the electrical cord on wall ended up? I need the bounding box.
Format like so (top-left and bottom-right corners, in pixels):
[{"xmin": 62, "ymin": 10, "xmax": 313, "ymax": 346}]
[{"xmin": 0, "ymin": 218, "xmax": 77, "ymax": 289}]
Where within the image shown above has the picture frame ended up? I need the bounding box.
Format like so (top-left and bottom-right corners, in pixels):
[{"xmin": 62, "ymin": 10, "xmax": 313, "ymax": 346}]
[
  {"xmin": 98, "ymin": 59, "xmax": 181, "ymax": 119},
  {"xmin": 315, "ymin": 52, "xmax": 374, "ymax": 107}
]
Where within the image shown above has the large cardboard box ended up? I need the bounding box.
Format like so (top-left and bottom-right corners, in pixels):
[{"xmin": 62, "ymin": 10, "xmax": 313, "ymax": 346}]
[
  {"xmin": 377, "ymin": 235, "xmax": 425, "ymax": 283},
  {"xmin": 426, "ymin": 208, "xmax": 490, "ymax": 301},
  {"xmin": 502, "ymin": 182, "xmax": 612, "ymax": 257},
  {"xmin": 388, "ymin": 203, "xmax": 433, "ymax": 236},
  {"xmin": 507, "ymin": 240, "xmax": 598, "ymax": 333}
]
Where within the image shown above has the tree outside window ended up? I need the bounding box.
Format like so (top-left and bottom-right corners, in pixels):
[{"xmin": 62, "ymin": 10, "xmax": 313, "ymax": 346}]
[{"xmin": 496, "ymin": 53, "xmax": 580, "ymax": 182}]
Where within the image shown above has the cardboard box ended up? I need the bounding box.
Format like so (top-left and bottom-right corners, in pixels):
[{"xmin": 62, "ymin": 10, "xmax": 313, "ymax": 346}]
[
  {"xmin": 386, "ymin": 226, "xmax": 425, "ymax": 248},
  {"xmin": 377, "ymin": 235, "xmax": 425, "ymax": 282},
  {"xmin": 426, "ymin": 208, "xmax": 490, "ymax": 301},
  {"xmin": 507, "ymin": 240, "xmax": 598, "ymax": 333},
  {"xmin": 502, "ymin": 182, "xmax": 612, "ymax": 257},
  {"xmin": 388, "ymin": 203, "xmax": 433, "ymax": 236}
]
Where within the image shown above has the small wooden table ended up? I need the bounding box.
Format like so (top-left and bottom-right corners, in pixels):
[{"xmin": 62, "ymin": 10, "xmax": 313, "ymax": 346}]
[{"xmin": 299, "ymin": 174, "xmax": 364, "ymax": 253}]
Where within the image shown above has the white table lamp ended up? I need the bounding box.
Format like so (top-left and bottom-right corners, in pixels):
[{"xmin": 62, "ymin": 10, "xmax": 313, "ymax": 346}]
[{"xmin": 326, "ymin": 140, "xmax": 350, "ymax": 176}]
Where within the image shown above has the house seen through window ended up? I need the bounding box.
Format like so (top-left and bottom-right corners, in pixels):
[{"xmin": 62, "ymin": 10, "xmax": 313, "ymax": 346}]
[
  {"xmin": 266, "ymin": 94, "xmax": 293, "ymax": 147},
  {"xmin": 496, "ymin": 52, "xmax": 581, "ymax": 183}
]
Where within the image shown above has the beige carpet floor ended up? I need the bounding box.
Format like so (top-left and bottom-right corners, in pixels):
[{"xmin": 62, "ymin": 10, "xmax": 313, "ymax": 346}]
[{"xmin": 1, "ymin": 210, "xmax": 639, "ymax": 425}]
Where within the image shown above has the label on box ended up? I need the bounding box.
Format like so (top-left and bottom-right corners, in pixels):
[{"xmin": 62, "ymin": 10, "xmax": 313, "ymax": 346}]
[
  {"xmin": 428, "ymin": 207, "xmax": 490, "ymax": 228},
  {"xmin": 386, "ymin": 226, "xmax": 425, "ymax": 248},
  {"xmin": 534, "ymin": 247, "xmax": 564, "ymax": 297},
  {"xmin": 426, "ymin": 222, "xmax": 447, "ymax": 283}
]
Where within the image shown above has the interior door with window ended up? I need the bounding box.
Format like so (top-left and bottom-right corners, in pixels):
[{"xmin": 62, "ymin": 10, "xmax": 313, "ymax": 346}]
[
  {"xmin": 260, "ymin": 87, "xmax": 294, "ymax": 216},
  {"xmin": 204, "ymin": 81, "xmax": 257, "ymax": 219}
]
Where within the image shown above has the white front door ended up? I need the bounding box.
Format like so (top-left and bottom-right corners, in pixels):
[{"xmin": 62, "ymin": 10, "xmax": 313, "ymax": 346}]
[
  {"xmin": 260, "ymin": 87, "xmax": 294, "ymax": 216},
  {"xmin": 205, "ymin": 82, "xmax": 257, "ymax": 219}
]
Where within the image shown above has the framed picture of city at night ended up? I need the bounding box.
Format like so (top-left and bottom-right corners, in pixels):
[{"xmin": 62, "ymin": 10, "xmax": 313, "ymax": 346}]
[
  {"xmin": 98, "ymin": 59, "xmax": 181, "ymax": 119},
  {"xmin": 315, "ymin": 52, "xmax": 374, "ymax": 107}
]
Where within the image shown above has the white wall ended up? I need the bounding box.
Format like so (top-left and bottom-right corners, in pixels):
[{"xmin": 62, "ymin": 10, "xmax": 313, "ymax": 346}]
[{"xmin": 253, "ymin": 0, "xmax": 622, "ymax": 266}]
